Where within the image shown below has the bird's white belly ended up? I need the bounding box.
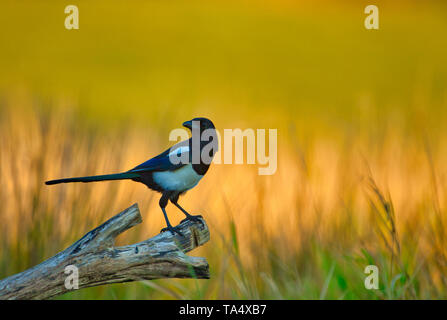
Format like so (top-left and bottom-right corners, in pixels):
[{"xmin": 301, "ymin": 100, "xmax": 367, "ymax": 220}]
[{"xmin": 153, "ymin": 164, "xmax": 203, "ymax": 191}]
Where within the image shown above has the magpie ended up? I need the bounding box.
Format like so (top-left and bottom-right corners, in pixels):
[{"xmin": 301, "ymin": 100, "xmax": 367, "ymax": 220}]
[{"xmin": 45, "ymin": 117, "xmax": 218, "ymax": 236}]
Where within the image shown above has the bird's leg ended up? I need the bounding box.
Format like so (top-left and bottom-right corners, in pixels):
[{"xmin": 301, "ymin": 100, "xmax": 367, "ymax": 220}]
[
  {"xmin": 159, "ymin": 193, "xmax": 183, "ymax": 236},
  {"xmin": 160, "ymin": 208, "xmax": 183, "ymax": 236},
  {"xmin": 170, "ymin": 198, "xmax": 203, "ymax": 225}
]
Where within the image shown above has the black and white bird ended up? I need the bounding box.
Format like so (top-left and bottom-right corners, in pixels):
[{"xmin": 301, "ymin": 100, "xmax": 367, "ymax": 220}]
[{"xmin": 45, "ymin": 117, "xmax": 218, "ymax": 235}]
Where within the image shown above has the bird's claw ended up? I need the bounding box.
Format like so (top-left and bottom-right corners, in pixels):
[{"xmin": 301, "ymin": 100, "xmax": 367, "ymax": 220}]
[
  {"xmin": 160, "ymin": 225, "xmax": 184, "ymax": 237},
  {"xmin": 181, "ymin": 214, "xmax": 204, "ymax": 226}
]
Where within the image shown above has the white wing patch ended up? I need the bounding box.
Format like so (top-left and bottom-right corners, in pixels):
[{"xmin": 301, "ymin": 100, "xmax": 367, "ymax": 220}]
[{"xmin": 169, "ymin": 146, "xmax": 190, "ymax": 157}]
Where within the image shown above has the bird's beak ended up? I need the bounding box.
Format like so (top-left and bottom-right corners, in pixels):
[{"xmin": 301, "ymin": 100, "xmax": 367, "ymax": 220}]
[{"xmin": 182, "ymin": 120, "xmax": 192, "ymax": 130}]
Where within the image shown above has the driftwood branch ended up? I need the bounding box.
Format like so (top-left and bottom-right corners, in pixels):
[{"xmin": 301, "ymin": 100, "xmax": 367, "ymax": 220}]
[{"xmin": 0, "ymin": 203, "xmax": 210, "ymax": 300}]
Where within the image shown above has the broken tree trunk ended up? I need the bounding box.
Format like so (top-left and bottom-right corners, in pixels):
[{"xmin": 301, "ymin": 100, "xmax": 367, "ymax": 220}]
[{"xmin": 0, "ymin": 203, "xmax": 210, "ymax": 300}]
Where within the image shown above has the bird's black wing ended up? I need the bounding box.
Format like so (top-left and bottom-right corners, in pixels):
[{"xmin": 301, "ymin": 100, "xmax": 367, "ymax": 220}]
[{"xmin": 128, "ymin": 139, "xmax": 191, "ymax": 173}]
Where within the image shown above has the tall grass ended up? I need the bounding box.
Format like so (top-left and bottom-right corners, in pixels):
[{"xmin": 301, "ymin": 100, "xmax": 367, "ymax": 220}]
[{"xmin": 1, "ymin": 96, "xmax": 447, "ymax": 299}]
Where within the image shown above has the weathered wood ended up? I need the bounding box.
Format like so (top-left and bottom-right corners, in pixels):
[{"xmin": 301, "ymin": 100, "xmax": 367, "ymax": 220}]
[{"xmin": 0, "ymin": 203, "xmax": 210, "ymax": 300}]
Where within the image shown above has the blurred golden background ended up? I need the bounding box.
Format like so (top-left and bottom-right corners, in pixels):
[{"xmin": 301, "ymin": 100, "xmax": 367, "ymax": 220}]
[{"xmin": 1, "ymin": 0, "xmax": 447, "ymax": 299}]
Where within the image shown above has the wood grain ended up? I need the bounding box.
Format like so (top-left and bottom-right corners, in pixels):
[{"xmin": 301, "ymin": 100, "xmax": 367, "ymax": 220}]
[{"xmin": 0, "ymin": 204, "xmax": 210, "ymax": 300}]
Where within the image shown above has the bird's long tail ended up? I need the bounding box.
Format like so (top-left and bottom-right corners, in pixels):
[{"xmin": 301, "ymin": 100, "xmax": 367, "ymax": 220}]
[{"xmin": 45, "ymin": 172, "xmax": 140, "ymax": 185}]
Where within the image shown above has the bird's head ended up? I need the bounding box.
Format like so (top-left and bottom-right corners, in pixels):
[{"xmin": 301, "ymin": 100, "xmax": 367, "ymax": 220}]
[
  {"xmin": 183, "ymin": 117, "xmax": 218, "ymax": 161},
  {"xmin": 182, "ymin": 117, "xmax": 215, "ymax": 132}
]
